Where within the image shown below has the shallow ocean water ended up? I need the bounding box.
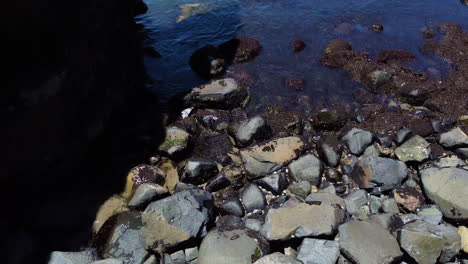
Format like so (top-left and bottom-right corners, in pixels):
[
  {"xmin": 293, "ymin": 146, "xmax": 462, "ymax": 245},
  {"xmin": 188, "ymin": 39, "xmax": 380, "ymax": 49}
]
[{"xmin": 138, "ymin": 0, "xmax": 468, "ymax": 111}]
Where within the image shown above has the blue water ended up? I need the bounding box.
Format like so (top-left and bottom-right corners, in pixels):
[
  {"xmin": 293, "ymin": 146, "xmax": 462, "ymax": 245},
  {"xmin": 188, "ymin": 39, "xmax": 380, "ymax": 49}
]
[{"xmin": 137, "ymin": 0, "xmax": 468, "ymax": 111}]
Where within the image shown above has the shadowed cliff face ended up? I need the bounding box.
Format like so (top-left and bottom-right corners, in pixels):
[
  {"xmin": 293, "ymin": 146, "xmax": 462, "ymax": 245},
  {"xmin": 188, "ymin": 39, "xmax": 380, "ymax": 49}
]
[{"xmin": 1, "ymin": 0, "xmax": 163, "ymax": 263}]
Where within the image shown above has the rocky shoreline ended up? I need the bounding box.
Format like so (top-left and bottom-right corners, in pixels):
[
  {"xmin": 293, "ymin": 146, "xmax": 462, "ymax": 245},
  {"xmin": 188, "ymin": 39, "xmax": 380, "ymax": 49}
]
[{"xmin": 49, "ymin": 22, "xmax": 468, "ymax": 264}]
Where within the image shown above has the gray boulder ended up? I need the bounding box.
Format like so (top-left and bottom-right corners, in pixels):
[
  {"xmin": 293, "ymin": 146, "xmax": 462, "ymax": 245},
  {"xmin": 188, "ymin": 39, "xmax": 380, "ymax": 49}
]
[
  {"xmin": 100, "ymin": 211, "xmax": 148, "ymax": 264},
  {"xmin": 241, "ymin": 137, "xmax": 305, "ymax": 179},
  {"xmin": 198, "ymin": 228, "xmax": 269, "ymax": 264},
  {"xmin": 339, "ymin": 220, "xmax": 403, "ymax": 264},
  {"xmin": 342, "ymin": 128, "xmax": 373, "ymax": 155},
  {"xmin": 439, "ymin": 127, "xmax": 468, "ymax": 148},
  {"xmin": 417, "ymin": 206, "xmax": 443, "ymax": 225},
  {"xmin": 158, "ymin": 127, "xmax": 190, "ymax": 156},
  {"xmin": 255, "ymin": 172, "xmax": 289, "ymax": 195},
  {"xmin": 90, "ymin": 259, "xmax": 124, "ymax": 264},
  {"xmin": 220, "ymin": 198, "xmax": 245, "ymax": 217},
  {"xmin": 288, "ymin": 181, "xmax": 311, "ymax": 198},
  {"xmin": 184, "ymin": 78, "xmax": 249, "ymax": 109},
  {"xmin": 395, "ymin": 135, "xmax": 431, "ymax": 162},
  {"xmin": 235, "ymin": 116, "xmax": 271, "ymax": 146},
  {"xmin": 297, "ymin": 239, "xmax": 340, "ymax": 264},
  {"xmin": 254, "ymin": 252, "xmax": 301, "ymax": 264},
  {"xmin": 420, "ymin": 167, "xmax": 468, "ymax": 221},
  {"xmin": 344, "ymin": 190, "xmax": 368, "ymax": 215},
  {"xmin": 48, "ymin": 250, "xmax": 97, "ymax": 264},
  {"xmin": 395, "ymin": 128, "xmax": 413, "ymax": 145},
  {"xmin": 261, "ymin": 199, "xmax": 344, "ymax": 240},
  {"xmin": 288, "ymin": 154, "xmax": 323, "ymax": 186},
  {"xmin": 142, "ymin": 189, "xmax": 213, "ymax": 253},
  {"xmin": 352, "ymin": 156, "xmax": 407, "ymax": 192},
  {"xmin": 128, "ymin": 184, "xmax": 168, "ymax": 208},
  {"xmin": 241, "ymin": 183, "xmax": 267, "ymax": 213}
]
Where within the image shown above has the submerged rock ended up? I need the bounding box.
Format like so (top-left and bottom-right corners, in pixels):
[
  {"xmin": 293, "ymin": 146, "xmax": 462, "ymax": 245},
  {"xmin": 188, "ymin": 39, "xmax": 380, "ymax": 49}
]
[
  {"xmin": 198, "ymin": 228, "xmax": 269, "ymax": 264},
  {"xmin": 292, "ymin": 40, "xmax": 306, "ymax": 52},
  {"xmin": 189, "ymin": 45, "xmax": 225, "ymax": 79},
  {"xmin": 297, "ymin": 239, "xmax": 340, "ymax": 264},
  {"xmin": 142, "ymin": 189, "xmax": 213, "ymax": 253},
  {"xmin": 184, "ymin": 78, "xmax": 249, "ymax": 109},
  {"xmin": 219, "ymin": 36, "xmax": 263, "ymax": 63},
  {"xmin": 376, "ymin": 49, "xmax": 416, "ymax": 63},
  {"xmin": 261, "ymin": 199, "xmax": 344, "ymax": 240},
  {"xmin": 285, "ymin": 77, "xmax": 305, "ymax": 90},
  {"xmin": 339, "ymin": 220, "xmax": 403, "ymax": 264},
  {"xmin": 369, "ymin": 24, "xmax": 384, "ymax": 32},
  {"xmin": 177, "ymin": 3, "xmax": 213, "ymax": 23},
  {"xmin": 240, "ymin": 136, "xmax": 305, "ymax": 179},
  {"xmin": 420, "ymin": 166, "xmax": 468, "ymax": 221}
]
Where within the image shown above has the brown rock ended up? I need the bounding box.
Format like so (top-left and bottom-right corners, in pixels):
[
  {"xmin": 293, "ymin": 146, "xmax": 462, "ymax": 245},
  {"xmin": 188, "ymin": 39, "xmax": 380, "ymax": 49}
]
[
  {"xmin": 292, "ymin": 40, "xmax": 306, "ymax": 52},
  {"xmin": 286, "ymin": 78, "xmax": 305, "ymax": 90},
  {"xmin": 376, "ymin": 49, "xmax": 416, "ymax": 63},
  {"xmin": 393, "ymin": 188, "xmax": 425, "ymax": 212}
]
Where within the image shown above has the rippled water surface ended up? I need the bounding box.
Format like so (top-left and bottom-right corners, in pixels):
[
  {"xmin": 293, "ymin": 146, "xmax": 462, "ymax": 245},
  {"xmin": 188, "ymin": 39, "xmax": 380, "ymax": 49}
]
[{"xmin": 138, "ymin": 0, "xmax": 468, "ymax": 111}]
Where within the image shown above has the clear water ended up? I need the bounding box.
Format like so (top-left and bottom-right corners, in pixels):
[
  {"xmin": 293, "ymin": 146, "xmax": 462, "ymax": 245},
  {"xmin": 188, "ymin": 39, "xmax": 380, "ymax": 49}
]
[{"xmin": 137, "ymin": 0, "xmax": 468, "ymax": 112}]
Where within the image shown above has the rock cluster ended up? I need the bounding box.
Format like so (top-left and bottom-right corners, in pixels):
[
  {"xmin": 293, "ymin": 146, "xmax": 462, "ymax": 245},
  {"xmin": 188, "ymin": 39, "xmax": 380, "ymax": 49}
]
[{"xmin": 49, "ymin": 28, "xmax": 468, "ymax": 264}]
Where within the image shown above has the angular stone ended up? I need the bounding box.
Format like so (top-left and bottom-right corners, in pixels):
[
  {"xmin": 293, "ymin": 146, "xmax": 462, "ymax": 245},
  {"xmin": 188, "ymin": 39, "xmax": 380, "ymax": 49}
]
[
  {"xmin": 381, "ymin": 198, "xmax": 400, "ymax": 213},
  {"xmin": 344, "ymin": 190, "xmax": 368, "ymax": 215},
  {"xmin": 198, "ymin": 228, "xmax": 269, "ymax": 264},
  {"xmin": 261, "ymin": 200, "xmax": 344, "ymax": 240},
  {"xmin": 417, "ymin": 206, "xmax": 443, "ymax": 225},
  {"xmin": 220, "ymin": 198, "xmax": 245, "ymax": 217},
  {"xmin": 395, "ymin": 135, "xmax": 431, "ymax": 162},
  {"xmin": 241, "ymin": 137, "xmax": 305, "ymax": 179},
  {"xmin": 339, "ymin": 220, "xmax": 403, "ymax": 264},
  {"xmin": 439, "ymin": 127, "xmax": 468, "ymax": 148},
  {"xmin": 306, "ymin": 192, "xmax": 346, "ymax": 210},
  {"xmin": 288, "ymin": 181, "xmax": 311, "ymax": 198},
  {"xmin": 142, "ymin": 189, "xmax": 213, "ymax": 253},
  {"xmin": 158, "ymin": 127, "xmax": 190, "ymax": 156},
  {"xmin": 90, "ymin": 259, "xmax": 124, "ymax": 264},
  {"xmin": 205, "ymin": 174, "xmax": 230, "ymax": 192},
  {"xmin": 297, "ymin": 239, "xmax": 340, "ymax": 264},
  {"xmin": 241, "ymin": 184, "xmax": 267, "ymax": 213},
  {"xmin": 184, "ymin": 78, "xmax": 248, "ymax": 109},
  {"xmin": 255, "ymin": 172, "xmax": 289, "ymax": 195},
  {"xmin": 393, "ymin": 188, "xmax": 425, "ymax": 212},
  {"xmin": 99, "ymin": 211, "xmax": 148, "ymax": 264},
  {"xmin": 254, "ymin": 252, "xmax": 301, "ymax": 264},
  {"xmin": 185, "ymin": 247, "xmax": 199, "ymax": 262},
  {"xmin": 353, "ymin": 156, "xmax": 407, "ymax": 192},
  {"xmin": 235, "ymin": 116, "xmax": 271, "ymax": 146},
  {"xmin": 128, "ymin": 184, "xmax": 168, "ymax": 208},
  {"xmin": 395, "ymin": 128, "xmax": 413, "ymax": 145},
  {"xmin": 48, "ymin": 250, "xmax": 97, "ymax": 264},
  {"xmin": 420, "ymin": 167, "xmax": 468, "ymax": 220},
  {"xmin": 342, "ymin": 128, "xmax": 373, "ymax": 155},
  {"xmin": 288, "ymin": 154, "xmax": 323, "ymax": 186}
]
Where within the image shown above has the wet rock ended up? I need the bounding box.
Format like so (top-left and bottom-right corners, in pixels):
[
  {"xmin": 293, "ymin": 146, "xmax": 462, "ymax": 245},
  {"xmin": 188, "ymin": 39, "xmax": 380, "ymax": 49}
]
[
  {"xmin": 184, "ymin": 78, "xmax": 249, "ymax": 109},
  {"xmin": 240, "ymin": 136, "xmax": 305, "ymax": 179},
  {"xmin": 318, "ymin": 135, "xmax": 343, "ymax": 167},
  {"xmin": 48, "ymin": 250, "xmax": 97, "ymax": 264},
  {"xmin": 398, "ymin": 220, "xmax": 461, "ymax": 264},
  {"xmin": 369, "ymin": 24, "xmax": 384, "ymax": 33},
  {"xmin": 381, "ymin": 198, "xmax": 400, "ymax": 213},
  {"xmin": 142, "ymin": 189, "xmax": 213, "ymax": 253},
  {"xmin": 417, "ymin": 205, "xmax": 443, "ymax": 225},
  {"xmin": 288, "ymin": 181, "xmax": 311, "ymax": 198},
  {"xmin": 93, "ymin": 195, "xmax": 129, "ymax": 233},
  {"xmin": 297, "ymin": 239, "xmax": 340, "ymax": 264},
  {"xmin": 292, "ymin": 40, "xmax": 306, "ymax": 52},
  {"xmin": 324, "ymin": 39, "xmax": 352, "ymax": 55},
  {"xmin": 393, "ymin": 187, "xmax": 425, "ymax": 212},
  {"xmin": 205, "ymin": 174, "xmax": 230, "ymax": 192},
  {"xmin": 198, "ymin": 228, "xmax": 269, "ymax": 264},
  {"xmin": 439, "ymin": 127, "xmax": 468, "ymax": 148},
  {"xmin": 241, "ymin": 184, "xmax": 267, "ymax": 213},
  {"xmin": 235, "ymin": 116, "xmax": 271, "ymax": 146},
  {"xmin": 182, "ymin": 159, "xmax": 218, "ymax": 185},
  {"xmin": 158, "ymin": 127, "xmax": 190, "ymax": 156},
  {"xmin": 395, "ymin": 128, "xmax": 413, "ymax": 145},
  {"xmin": 352, "ymin": 156, "xmax": 407, "ymax": 192},
  {"xmin": 255, "ymin": 172, "xmax": 289, "ymax": 195},
  {"xmin": 459, "ymin": 226, "xmax": 468, "ymax": 253},
  {"xmin": 285, "ymin": 77, "xmax": 305, "ymax": 90},
  {"xmin": 288, "ymin": 154, "xmax": 323, "ymax": 186},
  {"xmin": 220, "ymin": 198, "xmax": 245, "ymax": 217},
  {"xmin": 369, "ymin": 70, "xmax": 392, "ymax": 86},
  {"xmin": 335, "ymin": 22, "xmax": 354, "ymax": 34},
  {"xmin": 324, "ymin": 167, "xmax": 343, "ymax": 183},
  {"xmin": 344, "ymin": 189, "xmax": 369, "ymax": 215},
  {"xmin": 177, "ymin": 3, "xmax": 213, "ymax": 23},
  {"xmin": 219, "ymin": 36, "xmax": 263, "ymax": 63},
  {"xmin": 342, "ymin": 128, "xmax": 373, "ymax": 155},
  {"xmin": 376, "ymin": 49, "xmax": 416, "ymax": 63},
  {"xmin": 261, "ymin": 199, "xmax": 344, "ymax": 240},
  {"xmin": 128, "ymin": 184, "xmax": 169, "ymax": 209},
  {"xmin": 254, "ymin": 252, "xmax": 301, "ymax": 264},
  {"xmin": 314, "ymin": 108, "xmax": 347, "ymax": 131},
  {"xmin": 395, "ymin": 135, "xmax": 431, "ymax": 162},
  {"xmin": 99, "ymin": 212, "xmax": 148, "ymax": 264},
  {"xmin": 189, "ymin": 45, "xmax": 225, "ymax": 79},
  {"xmin": 420, "ymin": 166, "xmax": 468, "ymax": 220},
  {"xmin": 339, "ymin": 220, "xmax": 403, "ymax": 264}
]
